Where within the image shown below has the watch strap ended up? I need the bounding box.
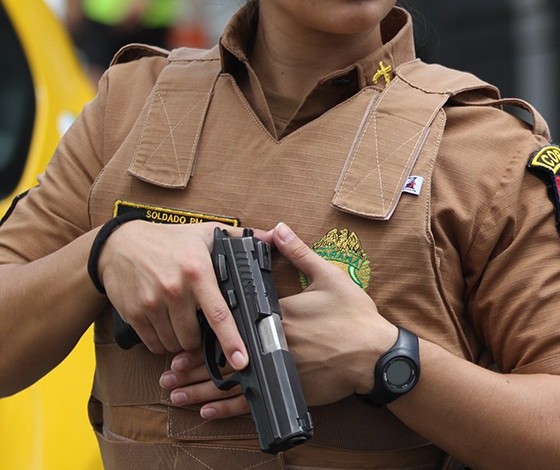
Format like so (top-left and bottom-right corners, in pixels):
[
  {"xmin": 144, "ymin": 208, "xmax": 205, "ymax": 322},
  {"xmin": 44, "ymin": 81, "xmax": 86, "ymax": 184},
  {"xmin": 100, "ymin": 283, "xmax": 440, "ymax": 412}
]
[{"xmin": 363, "ymin": 326, "xmax": 420, "ymax": 406}]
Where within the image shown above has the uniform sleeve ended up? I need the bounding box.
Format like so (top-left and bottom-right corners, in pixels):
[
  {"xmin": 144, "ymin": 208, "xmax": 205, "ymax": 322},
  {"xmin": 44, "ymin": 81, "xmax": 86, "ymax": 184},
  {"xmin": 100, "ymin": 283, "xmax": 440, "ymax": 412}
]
[
  {"xmin": 468, "ymin": 151, "xmax": 560, "ymax": 375},
  {"xmin": 0, "ymin": 72, "xmax": 109, "ymax": 264},
  {"xmin": 432, "ymin": 103, "xmax": 560, "ymax": 376},
  {"xmin": 0, "ymin": 54, "xmax": 168, "ymax": 265}
]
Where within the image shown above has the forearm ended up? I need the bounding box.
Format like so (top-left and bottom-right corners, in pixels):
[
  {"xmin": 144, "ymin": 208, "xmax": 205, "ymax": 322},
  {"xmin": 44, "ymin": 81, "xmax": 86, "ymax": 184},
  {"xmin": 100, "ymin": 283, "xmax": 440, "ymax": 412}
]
[
  {"xmin": 389, "ymin": 340, "xmax": 560, "ymax": 469},
  {"xmin": 0, "ymin": 229, "xmax": 105, "ymax": 396}
]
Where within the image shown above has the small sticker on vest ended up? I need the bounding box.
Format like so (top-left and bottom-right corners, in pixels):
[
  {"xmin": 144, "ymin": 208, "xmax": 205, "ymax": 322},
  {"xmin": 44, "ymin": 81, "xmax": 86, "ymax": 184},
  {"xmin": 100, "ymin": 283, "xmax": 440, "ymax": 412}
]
[
  {"xmin": 113, "ymin": 200, "xmax": 239, "ymax": 226},
  {"xmin": 402, "ymin": 176, "xmax": 424, "ymax": 196},
  {"xmin": 527, "ymin": 145, "xmax": 560, "ymax": 235},
  {"xmin": 299, "ymin": 228, "xmax": 372, "ymax": 291}
]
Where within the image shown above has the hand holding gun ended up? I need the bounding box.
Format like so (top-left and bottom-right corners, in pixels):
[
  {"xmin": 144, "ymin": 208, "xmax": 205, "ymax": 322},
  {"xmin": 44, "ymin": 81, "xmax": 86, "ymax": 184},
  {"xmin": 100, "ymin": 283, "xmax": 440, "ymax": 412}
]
[{"xmin": 113, "ymin": 227, "xmax": 313, "ymax": 454}]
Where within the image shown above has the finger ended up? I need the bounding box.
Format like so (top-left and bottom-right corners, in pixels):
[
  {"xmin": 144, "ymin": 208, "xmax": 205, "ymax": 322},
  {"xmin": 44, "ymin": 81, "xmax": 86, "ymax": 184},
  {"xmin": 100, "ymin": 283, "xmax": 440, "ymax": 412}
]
[
  {"xmin": 200, "ymin": 394, "xmax": 251, "ymax": 420},
  {"xmin": 214, "ymin": 224, "xmax": 270, "ymax": 240},
  {"xmin": 136, "ymin": 291, "xmax": 182, "ymax": 353},
  {"xmin": 161, "ymin": 349, "xmax": 236, "ymax": 390},
  {"xmin": 160, "ymin": 364, "xmax": 208, "ymax": 389},
  {"xmin": 170, "ymin": 349, "xmax": 205, "ymax": 373},
  {"xmin": 117, "ymin": 303, "xmax": 168, "ymax": 355},
  {"xmin": 169, "ymin": 379, "xmax": 242, "ymax": 406},
  {"xmin": 195, "ymin": 280, "xmax": 248, "ymax": 371},
  {"xmin": 150, "ymin": 312, "xmax": 183, "ymax": 354},
  {"xmin": 251, "ymin": 227, "xmax": 274, "ymax": 244},
  {"xmin": 160, "ymin": 362, "xmax": 214, "ymax": 390},
  {"xmin": 131, "ymin": 319, "xmax": 166, "ymax": 355},
  {"xmin": 168, "ymin": 300, "xmax": 202, "ymax": 353},
  {"xmin": 272, "ymin": 223, "xmax": 332, "ymax": 283}
]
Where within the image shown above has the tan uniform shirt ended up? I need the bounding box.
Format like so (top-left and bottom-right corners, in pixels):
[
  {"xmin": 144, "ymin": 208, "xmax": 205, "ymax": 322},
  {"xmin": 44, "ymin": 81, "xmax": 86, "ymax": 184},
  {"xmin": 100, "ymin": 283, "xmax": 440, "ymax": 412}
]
[{"xmin": 1, "ymin": 6, "xmax": 559, "ymax": 470}]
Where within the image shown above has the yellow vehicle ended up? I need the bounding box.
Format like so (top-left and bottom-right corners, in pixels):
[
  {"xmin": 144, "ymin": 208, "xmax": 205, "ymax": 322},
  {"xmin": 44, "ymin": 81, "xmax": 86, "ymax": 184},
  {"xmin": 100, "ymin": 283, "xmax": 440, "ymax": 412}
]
[{"xmin": 0, "ymin": 0, "xmax": 101, "ymax": 468}]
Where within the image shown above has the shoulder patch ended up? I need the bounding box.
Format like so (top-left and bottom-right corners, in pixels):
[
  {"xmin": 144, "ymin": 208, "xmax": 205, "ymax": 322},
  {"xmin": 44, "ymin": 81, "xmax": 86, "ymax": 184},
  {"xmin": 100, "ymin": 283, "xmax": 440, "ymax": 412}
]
[{"xmin": 527, "ymin": 144, "xmax": 560, "ymax": 234}]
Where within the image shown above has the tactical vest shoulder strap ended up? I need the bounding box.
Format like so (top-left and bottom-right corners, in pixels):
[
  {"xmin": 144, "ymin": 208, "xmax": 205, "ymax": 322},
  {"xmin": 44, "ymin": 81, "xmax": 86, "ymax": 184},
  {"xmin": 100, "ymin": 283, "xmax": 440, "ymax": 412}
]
[
  {"xmin": 110, "ymin": 43, "xmax": 221, "ymax": 67},
  {"xmin": 395, "ymin": 59, "xmax": 500, "ymax": 99},
  {"xmin": 124, "ymin": 45, "xmax": 222, "ymax": 188},
  {"xmin": 332, "ymin": 59, "xmax": 550, "ymax": 219},
  {"xmin": 110, "ymin": 43, "xmax": 170, "ymax": 66},
  {"xmin": 397, "ymin": 59, "xmax": 550, "ymax": 140},
  {"xmin": 334, "ymin": 59, "xmax": 488, "ymax": 219}
]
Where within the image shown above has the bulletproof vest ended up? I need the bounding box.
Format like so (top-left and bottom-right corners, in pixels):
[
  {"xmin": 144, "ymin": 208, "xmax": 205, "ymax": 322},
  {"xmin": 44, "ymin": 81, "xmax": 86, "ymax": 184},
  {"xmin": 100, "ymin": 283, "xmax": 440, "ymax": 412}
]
[{"xmin": 88, "ymin": 45, "xmax": 547, "ymax": 469}]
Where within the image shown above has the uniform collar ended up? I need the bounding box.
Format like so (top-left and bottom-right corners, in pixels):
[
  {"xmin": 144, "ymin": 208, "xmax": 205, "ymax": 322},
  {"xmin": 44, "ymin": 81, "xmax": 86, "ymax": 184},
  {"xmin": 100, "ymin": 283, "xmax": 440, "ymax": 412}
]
[
  {"xmin": 220, "ymin": 6, "xmax": 415, "ymax": 88},
  {"xmin": 218, "ymin": 5, "xmax": 417, "ymax": 137}
]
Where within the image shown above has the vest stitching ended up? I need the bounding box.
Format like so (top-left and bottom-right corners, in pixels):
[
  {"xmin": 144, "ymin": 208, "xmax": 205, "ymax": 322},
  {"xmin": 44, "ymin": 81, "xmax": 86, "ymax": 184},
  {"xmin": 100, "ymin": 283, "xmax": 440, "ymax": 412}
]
[
  {"xmin": 131, "ymin": 86, "xmax": 156, "ymax": 176},
  {"xmin": 173, "ymin": 444, "xmax": 179, "ymax": 470},
  {"xmin": 333, "ymin": 79, "xmax": 434, "ymax": 218},
  {"xmin": 156, "ymin": 91, "xmax": 182, "ymax": 178},
  {"xmin": 175, "ymin": 444, "xmax": 279, "ymax": 470},
  {"xmin": 333, "ymin": 91, "xmax": 379, "ymax": 207},
  {"xmin": 169, "ymin": 407, "xmax": 256, "ymax": 438},
  {"xmin": 131, "ymin": 90, "xmax": 209, "ymax": 186},
  {"xmin": 177, "ymin": 447, "xmax": 215, "ymax": 469},
  {"xmin": 226, "ymin": 76, "xmax": 279, "ymax": 145},
  {"xmin": 372, "ymin": 95, "xmax": 386, "ymax": 213}
]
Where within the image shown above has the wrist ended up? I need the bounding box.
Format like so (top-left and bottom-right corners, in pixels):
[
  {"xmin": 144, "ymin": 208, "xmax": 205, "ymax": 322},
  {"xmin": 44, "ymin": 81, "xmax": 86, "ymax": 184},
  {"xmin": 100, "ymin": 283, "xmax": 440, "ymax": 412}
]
[
  {"xmin": 354, "ymin": 322, "xmax": 399, "ymax": 395},
  {"xmin": 88, "ymin": 213, "xmax": 145, "ymax": 294},
  {"xmin": 361, "ymin": 326, "xmax": 421, "ymax": 406}
]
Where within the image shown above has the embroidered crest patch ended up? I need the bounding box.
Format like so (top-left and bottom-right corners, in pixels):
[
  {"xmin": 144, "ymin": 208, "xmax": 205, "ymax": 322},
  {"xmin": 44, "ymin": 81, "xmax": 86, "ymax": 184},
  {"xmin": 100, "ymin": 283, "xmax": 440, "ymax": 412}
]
[
  {"xmin": 300, "ymin": 228, "xmax": 372, "ymax": 290},
  {"xmin": 113, "ymin": 200, "xmax": 239, "ymax": 226},
  {"xmin": 527, "ymin": 145, "xmax": 560, "ymax": 233}
]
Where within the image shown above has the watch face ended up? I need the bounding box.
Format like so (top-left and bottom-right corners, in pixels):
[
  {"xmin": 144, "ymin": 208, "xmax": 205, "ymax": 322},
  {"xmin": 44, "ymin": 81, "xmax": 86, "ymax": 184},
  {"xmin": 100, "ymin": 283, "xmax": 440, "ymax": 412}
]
[{"xmin": 384, "ymin": 357, "xmax": 417, "ymax": 391}]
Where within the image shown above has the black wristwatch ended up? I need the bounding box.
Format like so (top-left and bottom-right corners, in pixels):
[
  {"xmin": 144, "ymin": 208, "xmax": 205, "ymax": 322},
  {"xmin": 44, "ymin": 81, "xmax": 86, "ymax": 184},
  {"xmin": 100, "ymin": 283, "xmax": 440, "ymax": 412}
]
[{"xmin": 363, "ymin": 327, "xmax": 420, "ymax": 406}]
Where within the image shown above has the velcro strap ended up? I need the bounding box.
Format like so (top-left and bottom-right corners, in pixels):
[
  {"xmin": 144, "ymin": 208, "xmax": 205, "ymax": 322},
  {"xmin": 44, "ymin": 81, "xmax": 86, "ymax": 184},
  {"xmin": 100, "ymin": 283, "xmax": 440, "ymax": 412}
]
[
  {"xmin": 126, "ymin": 56, "xmax": 221, "ymax": 188},
  {"xmin": 93, "ymin": 342, "xmax": 170, "ymax": 405},
  {"xmin": 93, "ymin": 342, "xmax": 261, "ymax": 441},
  {"xmin": 333, "ymin": 80, "xmax": 448, "ymax": 219},
  {"xmin": 95, "ymin": 431, "xmax": 286, "ymax": 469}
]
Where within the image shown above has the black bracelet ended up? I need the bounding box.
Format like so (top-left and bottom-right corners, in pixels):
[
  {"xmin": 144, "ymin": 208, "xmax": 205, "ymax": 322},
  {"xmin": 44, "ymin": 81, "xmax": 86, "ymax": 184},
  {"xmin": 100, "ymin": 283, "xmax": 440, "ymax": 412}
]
[{"xmin": 87, "ymin": 211, "xmax": 145, "ymax": 294}]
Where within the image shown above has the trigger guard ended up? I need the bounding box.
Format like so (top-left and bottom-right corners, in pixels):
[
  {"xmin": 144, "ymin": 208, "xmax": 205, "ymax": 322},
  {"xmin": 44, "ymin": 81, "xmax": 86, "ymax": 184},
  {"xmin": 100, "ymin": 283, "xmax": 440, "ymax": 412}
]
[{"xmin": 200, "ymin": 318, "xmax": 241, "ymax": 391}]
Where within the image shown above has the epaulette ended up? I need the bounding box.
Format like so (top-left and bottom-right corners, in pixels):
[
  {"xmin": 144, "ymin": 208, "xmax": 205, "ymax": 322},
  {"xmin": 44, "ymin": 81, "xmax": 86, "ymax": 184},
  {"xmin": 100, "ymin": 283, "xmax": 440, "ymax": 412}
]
[
  {"xmin": 110, "ymin": 43, "xmax": 170, "ymax": 67},
  {"xmin": 395, "ymin": 59, "xmax": 500, "ymax": 100},
  {"xmin": 395, "ymin": 60, "xmax": 550, "ymax": 141}
]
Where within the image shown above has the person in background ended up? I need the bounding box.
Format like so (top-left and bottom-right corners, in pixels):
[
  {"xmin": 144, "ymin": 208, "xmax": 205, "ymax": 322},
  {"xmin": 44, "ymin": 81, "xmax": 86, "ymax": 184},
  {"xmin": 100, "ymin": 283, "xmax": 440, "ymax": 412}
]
[{"xmin": 67, "ymin": 0, "xmax": 180, "ymax": 84}]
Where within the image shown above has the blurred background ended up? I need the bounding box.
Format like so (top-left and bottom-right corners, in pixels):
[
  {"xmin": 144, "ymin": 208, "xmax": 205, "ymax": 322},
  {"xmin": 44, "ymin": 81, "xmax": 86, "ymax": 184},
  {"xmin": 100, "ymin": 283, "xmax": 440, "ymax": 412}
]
[
  {"xmin": 45, "ymin": 0, "xmax": 560, "ymax": 137},
  {"xmin": 0, "ymin": 1, "xmax": 558, "ymax": 469},
  {"xmin": 410, "ymin": 0, "xmax": 559, "ymax": 140}
]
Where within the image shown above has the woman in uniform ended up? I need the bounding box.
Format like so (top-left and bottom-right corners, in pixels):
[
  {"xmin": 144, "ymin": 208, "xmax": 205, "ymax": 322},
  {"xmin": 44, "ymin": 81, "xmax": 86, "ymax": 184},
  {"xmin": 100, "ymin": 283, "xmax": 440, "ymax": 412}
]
[{"xmin": 1, "ymin": 0, "xmax": 559, "ymax": 468}]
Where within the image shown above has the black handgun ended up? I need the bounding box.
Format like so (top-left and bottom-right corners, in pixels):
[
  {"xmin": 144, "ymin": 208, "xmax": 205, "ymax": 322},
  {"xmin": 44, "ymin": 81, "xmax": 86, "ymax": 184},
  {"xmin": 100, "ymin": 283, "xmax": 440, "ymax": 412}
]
[{"xmin": 112, "ymin": 227, "xmax": 313, "ymax": 454}]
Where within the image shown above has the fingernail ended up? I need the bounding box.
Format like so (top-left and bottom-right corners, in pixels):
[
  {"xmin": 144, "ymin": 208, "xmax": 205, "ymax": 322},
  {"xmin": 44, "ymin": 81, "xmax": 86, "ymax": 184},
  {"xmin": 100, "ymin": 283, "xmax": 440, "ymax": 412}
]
[
  {"xmin": 171, "ymin": 391, "xmax": 188, "ymax": 405},
  {"xmin": 159, "ymin": 372, "xmax": 177, "ymax": 389},
  {"xmin": 201, "ymin": 407, "xmax": 217, "ymax": 419},
  {"xmin": 231, "ymin": 350, "xmax": 248, "ymax": 369},
  {"xmin": 276, "ymin": 223, "xmax": 295, "ymax": 243}
]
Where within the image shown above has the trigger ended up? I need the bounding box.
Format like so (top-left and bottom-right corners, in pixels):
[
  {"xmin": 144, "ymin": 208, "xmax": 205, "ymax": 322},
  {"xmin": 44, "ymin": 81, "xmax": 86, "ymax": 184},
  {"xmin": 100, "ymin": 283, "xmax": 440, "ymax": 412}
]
[{"xmin": 215, "ymin": 343, "xmax": 227, "ymax": 368}]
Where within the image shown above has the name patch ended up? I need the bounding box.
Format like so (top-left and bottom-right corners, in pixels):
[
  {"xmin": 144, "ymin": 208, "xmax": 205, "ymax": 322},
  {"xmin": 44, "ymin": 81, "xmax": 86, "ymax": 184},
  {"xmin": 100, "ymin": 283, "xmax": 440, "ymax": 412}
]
[
  {"xmin": 527, "ymin": 145, "xmax": 560, "ymax": 234},
  {"xmin": 113, "ymin": 200, "xmax": 239, "ymax": 226}
]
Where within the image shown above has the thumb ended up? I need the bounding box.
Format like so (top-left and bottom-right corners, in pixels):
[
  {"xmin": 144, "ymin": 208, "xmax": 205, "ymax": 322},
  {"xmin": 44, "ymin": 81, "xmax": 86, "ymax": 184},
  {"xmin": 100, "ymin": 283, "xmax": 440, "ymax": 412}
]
[{"xmin": 273, "ymin": 223, "xmax": 327, "ymax": 280}]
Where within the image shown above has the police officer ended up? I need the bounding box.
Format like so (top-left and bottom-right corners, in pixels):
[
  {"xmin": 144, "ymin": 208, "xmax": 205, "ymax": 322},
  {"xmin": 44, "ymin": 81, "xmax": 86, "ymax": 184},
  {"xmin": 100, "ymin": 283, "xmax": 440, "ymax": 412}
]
[{"xmin": 1, "ymin": 0, "xmax": 559, "ymax": 468}]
